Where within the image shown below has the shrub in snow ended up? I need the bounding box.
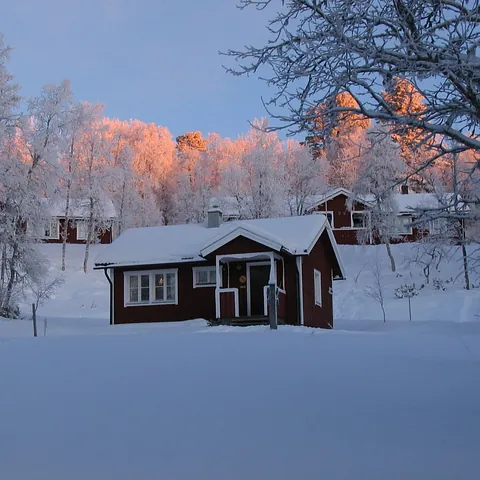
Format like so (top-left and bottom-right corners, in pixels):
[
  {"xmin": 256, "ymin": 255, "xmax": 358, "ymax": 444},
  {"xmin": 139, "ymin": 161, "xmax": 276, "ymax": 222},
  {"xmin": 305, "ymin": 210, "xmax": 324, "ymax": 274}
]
[
  {"xmin": 394, "ymin": 283, "xmax": 419, "ymax": 299},
  {"xmin": 432, "ymin": 278, "xmax": 447, "ymax": 291},
  {"xmin": 394, "ymin": 283, "xmax": 419, "ymax": 322}
]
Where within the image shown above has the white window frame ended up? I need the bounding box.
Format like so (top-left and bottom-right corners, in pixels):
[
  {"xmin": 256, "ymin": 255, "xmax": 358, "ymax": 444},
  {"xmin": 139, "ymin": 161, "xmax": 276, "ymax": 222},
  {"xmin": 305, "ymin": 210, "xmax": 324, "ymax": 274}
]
[
  {"xmin": 124, "ymin": 269, "xmax": 178, "ymax": 307},
  {"xmin": 41, "ymin": 218, "xmax": 60, "ymax": 240},
  {"xmin": 351, "ymin": 211, "xmax": 368, "ymax": 229},
  {"xmin": 395, "ymin": 215, "xmax": 413, "ymax": 235},
  {"xmin": 325, "ymin": 211, "xmax": 335, "ymax": 229},
  {"xmin": 192, "ymin": 266, "xmax": 217, "ymax": 288},
  {"xmin": 314, "ymin": 269, "xmax": 322, "ymax": 307},
  {"xmin": 76, "ymin": 220, "xmax": 89, "ymax": 241}
]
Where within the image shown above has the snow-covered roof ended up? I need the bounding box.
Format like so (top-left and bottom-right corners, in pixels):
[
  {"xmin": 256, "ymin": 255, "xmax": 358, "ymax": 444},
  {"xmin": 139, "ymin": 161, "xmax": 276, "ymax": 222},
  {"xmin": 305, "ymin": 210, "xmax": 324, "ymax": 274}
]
[
  {"xmin": 94, "ymin": 215, "xmax": 345, "ymax": 278},
  {"xmin": 45, "ymin": 196, "xmax": 117, "ymax": 219},
  {"xmin": 305, "ymin": 188, "xmax": 461, "ymax": 214}
]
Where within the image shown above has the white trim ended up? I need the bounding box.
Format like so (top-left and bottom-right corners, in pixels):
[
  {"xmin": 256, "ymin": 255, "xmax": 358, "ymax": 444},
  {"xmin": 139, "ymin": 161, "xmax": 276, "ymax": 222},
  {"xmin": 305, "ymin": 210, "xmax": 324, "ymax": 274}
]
[
  {"xmin": 314, "ymin": 269, "xmax": 322, "ymax": 307},
  {"xmin": 215, "ymin": 288, "xmax": 239, "ymax": 318},
  {"xmin": 296, "ymin": 256, "xmax": 304, "ymax": 326},
  {"xmin": 200, "ymin": 227, "xmax": 283, "ymax": 257},
  {"xmin": 123, "ymin": 269, "xmax": 178, "ymax": 307},
  {"xmin": 192, "ymin": 266, "xmax": 216, "ymax": 288},
  {"xmin": 246, "ymin": 260, "xmax": 273, "ymax": 316},
  {"xmin": 263, "ymin": 285, "xmax": 269, "ymax": 316},
  {"xmin": 325, "ymin": 211, "xmax": 335, "ymax": 229},
  {"xmin": 275, "ymin": 257, "xmax": 286, "ymax": 293}
]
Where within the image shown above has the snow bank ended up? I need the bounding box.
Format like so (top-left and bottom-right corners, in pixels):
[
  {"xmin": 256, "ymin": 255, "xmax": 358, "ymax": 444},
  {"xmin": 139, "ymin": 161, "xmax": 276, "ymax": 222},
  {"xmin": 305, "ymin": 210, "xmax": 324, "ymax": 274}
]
[{"xmin": 335, "ymin": 243, "xmax": 480, "ymax": 323}]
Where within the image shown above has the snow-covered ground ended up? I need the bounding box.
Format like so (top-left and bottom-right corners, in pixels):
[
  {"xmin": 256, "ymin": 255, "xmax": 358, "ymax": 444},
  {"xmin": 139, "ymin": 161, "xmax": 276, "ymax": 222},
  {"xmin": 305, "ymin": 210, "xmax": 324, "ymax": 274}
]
[{"xmin": 0, "ymin": 243, "xmax": 479, "ymax": 479}]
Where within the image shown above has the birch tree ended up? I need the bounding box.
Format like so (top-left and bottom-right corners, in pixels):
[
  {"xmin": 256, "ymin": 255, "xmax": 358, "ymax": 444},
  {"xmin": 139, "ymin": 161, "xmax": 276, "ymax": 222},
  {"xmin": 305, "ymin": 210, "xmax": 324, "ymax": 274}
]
[
  {"xmin": 351, "ymin": 127, "xmax": 406, "ymax": 272},
  {"xmin": 222, "ymin": 119, "xmax": 286, "ymax": 219},
  {"xmin": 284, "ymin": 140, "xmax": 326, "ymax": 216},
  {"xmin": 59, "ymin": 102, "xmax": 102, "ymax": 270}
]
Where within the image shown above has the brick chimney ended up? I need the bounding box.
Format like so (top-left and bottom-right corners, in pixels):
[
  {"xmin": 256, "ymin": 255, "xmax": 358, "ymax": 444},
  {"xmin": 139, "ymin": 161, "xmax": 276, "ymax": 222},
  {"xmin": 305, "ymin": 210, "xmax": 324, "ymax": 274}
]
[
  {"xmin": 401, "ymin": 185, "xmax": 409, "ymax": 195},
  {"xmin": 207, "ymin": 206, "xmax": 223, "ymax": 228}
]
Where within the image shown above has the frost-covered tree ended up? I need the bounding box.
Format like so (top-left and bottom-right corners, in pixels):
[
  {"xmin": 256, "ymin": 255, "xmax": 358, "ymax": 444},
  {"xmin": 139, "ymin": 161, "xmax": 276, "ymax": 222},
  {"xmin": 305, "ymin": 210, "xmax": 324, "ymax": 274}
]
[
  {"xmin": 222, "ymin": 119, "xmax": 286, "ymax": 219},
  {"xmin": 284, "ymin": 140, "xmax": 326, "ymax": 216},
  {"xmin": 383, "ymin": 77, "xmax": 431, "ymax": 192},
  {"xmin": 76, "ymin": 122, "xmax": 114, "ymax": 272},
  {"xmin": 225, "ymin": 0, "xmax": 480, "ymax": 172},
  {"xmin": 0, "ymin": 77, "xmax": 71, "ymax": 315},
  {"xmin": 59, "ymin": 102, "xmax": 102, "ymax": 271},
  {"xmin": 306, "ymin": 92, "xmax": 370, "ymax": 188},
  {"xmin": 351, "ymin": 127, "xmax": 406, "ymax": 272}
]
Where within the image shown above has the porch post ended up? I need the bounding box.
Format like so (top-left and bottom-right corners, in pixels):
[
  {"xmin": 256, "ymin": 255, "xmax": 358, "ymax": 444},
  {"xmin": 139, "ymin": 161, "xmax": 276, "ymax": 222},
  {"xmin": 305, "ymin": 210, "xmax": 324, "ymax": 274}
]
[
  {"xmin": 268, "ymin": 253, "xmax": 277, "ymax": 330},
  {"xmin": 215, "ymin": 256, "xmax": 221, "ymax": 318}
]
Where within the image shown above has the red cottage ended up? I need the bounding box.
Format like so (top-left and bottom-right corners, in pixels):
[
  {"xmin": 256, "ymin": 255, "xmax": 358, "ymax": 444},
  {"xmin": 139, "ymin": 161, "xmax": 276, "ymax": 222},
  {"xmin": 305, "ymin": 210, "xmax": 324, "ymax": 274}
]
[
  {"xmin": 306, "ymin": 186, "xmax": 450, "ymax": 245},
  {"xmin": 40, "ymin": 197, "xmax": 117, "ymax": 245},
  {"xmin": 94, "ymin": 209, "xmax": 346, "ymax": 328}
]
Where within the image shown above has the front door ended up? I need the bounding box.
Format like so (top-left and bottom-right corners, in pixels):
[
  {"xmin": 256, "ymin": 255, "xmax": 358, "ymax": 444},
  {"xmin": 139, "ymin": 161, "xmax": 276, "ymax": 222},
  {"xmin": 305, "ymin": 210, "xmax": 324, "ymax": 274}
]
[{"xmin": 248, "ymin": 264, "xmax": 271, "ymax": 316}]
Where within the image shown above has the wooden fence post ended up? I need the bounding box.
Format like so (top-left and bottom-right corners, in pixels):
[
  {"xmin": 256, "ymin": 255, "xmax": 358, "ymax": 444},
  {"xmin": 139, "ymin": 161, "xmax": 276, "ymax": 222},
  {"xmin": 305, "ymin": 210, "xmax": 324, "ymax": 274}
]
[
  {"xmin": 31, "ymin": 303, "xmax": 37, "ymax": 337},
  {"xmin": 268, "ymin": 283, "xmax": 278, "ymax": 330}
]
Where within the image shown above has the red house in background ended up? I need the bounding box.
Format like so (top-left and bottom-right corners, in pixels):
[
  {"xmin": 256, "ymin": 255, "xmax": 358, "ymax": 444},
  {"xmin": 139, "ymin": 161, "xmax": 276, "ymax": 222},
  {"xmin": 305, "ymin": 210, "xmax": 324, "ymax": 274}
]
[
  {"xmin": 94, "ymin": 209, "xmax": 346, "ymax": 328},
  {"xmin": 40, "ymin": 197, "xmax": 117, "ymax": 245},
  {"xmin": 305, "ymin": 187, "xmax": 448, "ymax": 245}
]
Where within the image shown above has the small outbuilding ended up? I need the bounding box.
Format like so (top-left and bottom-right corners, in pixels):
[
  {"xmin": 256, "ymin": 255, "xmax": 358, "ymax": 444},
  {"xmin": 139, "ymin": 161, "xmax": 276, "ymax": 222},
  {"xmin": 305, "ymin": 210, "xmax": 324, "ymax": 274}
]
[{"xmin": 94, "ymin": 209, "xmax": 345, "ymax": 328}]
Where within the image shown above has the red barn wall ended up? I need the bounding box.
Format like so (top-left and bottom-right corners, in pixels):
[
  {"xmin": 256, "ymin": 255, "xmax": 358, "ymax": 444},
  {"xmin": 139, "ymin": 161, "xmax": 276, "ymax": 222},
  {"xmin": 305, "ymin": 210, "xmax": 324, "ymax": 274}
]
[{"xmin": 43, "ymin": 219, "xmax": 113, "ymax": 245}]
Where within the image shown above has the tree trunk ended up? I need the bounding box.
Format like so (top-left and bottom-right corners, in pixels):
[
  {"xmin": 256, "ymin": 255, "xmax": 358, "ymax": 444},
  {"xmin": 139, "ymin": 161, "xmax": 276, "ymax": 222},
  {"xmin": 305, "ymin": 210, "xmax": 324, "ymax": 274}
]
[
  {"xmin": 4, "ymin": 241, "xmax": 19, "ymax": 312},
  {"xmin": 385, "ymin": 241, "xmax": 396, "ymax": 272},
  {"xmin": 408, "ymin": 296, "xmax": 412, "ymax": 321},
  {"xmin": 461, "ymin": 244, "xmax": 470, "ymax": 290},
  {"xmin": 61, "ymin": 179, "xmax": 72, "ymax": 272},
  {"xmin": 381, "ymin": 304, "xmax": 386, "ymax": 323},
  {"xmin": 83, "ymin": 198, "xmax": 94, "ymax": 273}
]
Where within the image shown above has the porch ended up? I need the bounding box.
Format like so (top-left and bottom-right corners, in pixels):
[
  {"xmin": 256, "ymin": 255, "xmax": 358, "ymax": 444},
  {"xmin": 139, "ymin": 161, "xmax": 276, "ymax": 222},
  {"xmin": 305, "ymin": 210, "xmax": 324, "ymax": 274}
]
[{"xmin": 214, "ymin": 252, "xmax": 287, "ymax": 326}]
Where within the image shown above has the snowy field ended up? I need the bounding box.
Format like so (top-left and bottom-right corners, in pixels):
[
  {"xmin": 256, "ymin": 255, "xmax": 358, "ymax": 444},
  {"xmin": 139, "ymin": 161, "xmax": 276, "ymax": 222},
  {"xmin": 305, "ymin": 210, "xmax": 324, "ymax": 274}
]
[{"xmin": 0, "ymin": 243, "xmax": 479, "ymax": 479}]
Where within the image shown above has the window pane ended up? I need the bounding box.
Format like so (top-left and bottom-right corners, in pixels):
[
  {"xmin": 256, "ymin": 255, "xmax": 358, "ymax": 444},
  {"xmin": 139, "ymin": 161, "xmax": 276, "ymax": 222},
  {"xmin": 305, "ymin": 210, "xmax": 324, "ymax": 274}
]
[
  {"xmin": 352, "ymin": 213, "xmax": 365, "ymax": 228},
  {"xmin": 129, "ymin": 275, "xmax": 139, "ymax": 302},
  {"xmin": 208, "ymin": 269, "xmax": 216, "ymax": 284},
  {"xmin": 154, "ymin": 274, "xmax": 164, "ymax": 301},
  {"xmin": 129, "ymin": 288, "xmax": 138, "ymax": 302},
  {"xmin": 166, "ymin": 286, "xmax": 175, "ymax": 301},
  {"xmin": 166, "ymin": 273, "xmax": 175, "ymax": 286},
  {"xmin": 140, "ymin": 275, "xmax": 150, "ymax": 301},
  {"xmin": 198, "ymin": 270, "xmax": 208, "ymax": 284},
  {"xmin": 166, "ymin": 273, "xmax": 176, "ymax": 300},
  {"xmin": 129, "ymin": 276, "xmax": 138, "ymax": 289}
]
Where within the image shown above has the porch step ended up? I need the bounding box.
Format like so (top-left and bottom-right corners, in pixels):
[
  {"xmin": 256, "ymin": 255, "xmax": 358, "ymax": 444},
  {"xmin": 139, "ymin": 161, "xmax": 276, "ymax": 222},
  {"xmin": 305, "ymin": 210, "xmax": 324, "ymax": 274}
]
[{"xmin": 215, "ymin": 316, "xmax": 269, "ymax": 327}]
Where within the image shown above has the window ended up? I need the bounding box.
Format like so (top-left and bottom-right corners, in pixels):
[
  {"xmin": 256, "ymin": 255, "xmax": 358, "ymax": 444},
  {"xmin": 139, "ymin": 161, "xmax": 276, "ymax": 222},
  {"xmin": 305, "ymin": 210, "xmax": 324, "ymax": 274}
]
[
  {"xmin": 351, "ymin": 212, "xmax": 367, "ymax": 229},
  {"xmin": 314, "ymin": 269, "xmax": 322, "ymax": 306},
  {"xmin": 42, "ymin": 219, "xmax": 59, "ymax": 239},
  {"xmin": 76, "ymin": 221, "xmax": 88, "ymax": 240},
  {"xmin": 395, "ymin": 216, "xmax": 413, "ymax": 235},
  {"xmin": 193, "ymin": 266, "xmax": 216, "ymax": 288},
  {"xmin": 125, "ymin": 270, "xmax": 178, "ymax": 305}
]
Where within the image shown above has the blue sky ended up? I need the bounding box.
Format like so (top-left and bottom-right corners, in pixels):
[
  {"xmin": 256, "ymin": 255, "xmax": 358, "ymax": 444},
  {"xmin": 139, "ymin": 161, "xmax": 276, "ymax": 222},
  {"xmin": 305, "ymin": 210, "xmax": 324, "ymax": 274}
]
[{"xmin": 1, "ymin": 0, "xmax": 277, "ymax": 140}]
